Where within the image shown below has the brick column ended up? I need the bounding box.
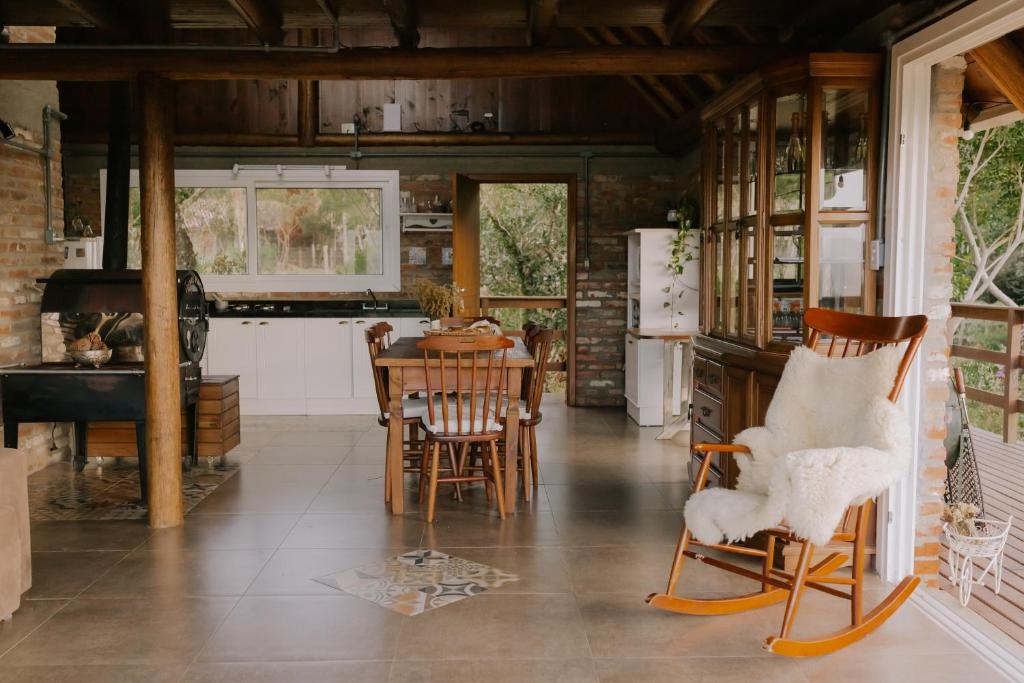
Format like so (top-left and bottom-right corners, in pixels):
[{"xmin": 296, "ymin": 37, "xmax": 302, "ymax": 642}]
[{"xmin": 914, "ymin": 56, "xmax": 966, "ymax": 586}]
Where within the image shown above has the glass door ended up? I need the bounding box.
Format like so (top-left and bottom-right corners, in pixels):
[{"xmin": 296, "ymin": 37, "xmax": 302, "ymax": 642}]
[
  {"xmin": 770, "ymin": 91, "xmax": 808, "ymax": 343},
  {"xmin": 740, "ymin": 101, "xmax": 760, "ymax": 343}
]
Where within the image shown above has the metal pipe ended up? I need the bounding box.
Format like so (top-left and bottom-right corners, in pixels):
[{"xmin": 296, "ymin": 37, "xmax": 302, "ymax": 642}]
[
  {"xmin": 2, "ymin": 104, "xmax": 68, "ymax": 244},
  {"xmin": 582, "ymin": 151, "xmax": 593, "ymax": 271}
]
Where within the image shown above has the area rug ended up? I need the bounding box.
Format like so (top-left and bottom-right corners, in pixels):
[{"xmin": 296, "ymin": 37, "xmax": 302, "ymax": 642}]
[
  {"xmin": 28, "ymin": 459, "xmax": 240, "ymax": 521},
  {"xmin": 315, "ymin": 549, "xmax": 519, "ymax": 616}
]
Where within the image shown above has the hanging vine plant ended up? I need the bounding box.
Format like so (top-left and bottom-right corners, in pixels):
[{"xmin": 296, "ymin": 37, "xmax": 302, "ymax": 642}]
[{"xmin": 664, "ymin": 195, "xmax": 700, "ymax": 328}]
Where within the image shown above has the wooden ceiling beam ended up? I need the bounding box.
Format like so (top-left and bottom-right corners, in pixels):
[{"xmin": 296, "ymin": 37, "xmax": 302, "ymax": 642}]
[
  {"xmin": 619, "ymin": 26, "xmax": 704, "ymax": 107},
  {"xmin": 527, "ymin": 0, "xmax": 559, "ymax": 46},
  {"xmin": 225, "ymin": 0, "xmax": 284, "ymax": 45},
  {"xmin": 54, "ymin": 0, "xmax": 133, "ymax": 40},
  {"xmin": 663, "ymin": 0, "xmax": 721, "ymax": 44},
  {"xmin": 573, "ymin": 27, "xmax": 672, "ymax": 121},
  {"xmin": 594, "ymin": 27, "xmax": 687, "ymax": 116},
  {"xmin": 971, "ymin": 37, "xmax": 1024, "ymax": 113},
  {"xmin": 382, "ymin": 0, "xmax": 420, "ymax": 48},
  {"xmin": 0, "ymin": 44, "xmax": 784, "ymax": 81}
]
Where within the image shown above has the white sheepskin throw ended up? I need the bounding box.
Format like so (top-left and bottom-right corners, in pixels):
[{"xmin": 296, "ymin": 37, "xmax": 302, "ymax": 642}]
[{"xmin": 684, "ymin": 345, "xmax": 912, "ymax": 547}]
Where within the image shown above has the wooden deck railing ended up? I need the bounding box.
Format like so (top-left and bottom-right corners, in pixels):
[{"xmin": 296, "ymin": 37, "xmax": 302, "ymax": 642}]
[
  {"xmin": 480, "ymin": 295, "xmax": 569, "ymax": 373},
  {"xmin": 950, "ymin": 302, "xmax": 1024, "ymax": 443}
]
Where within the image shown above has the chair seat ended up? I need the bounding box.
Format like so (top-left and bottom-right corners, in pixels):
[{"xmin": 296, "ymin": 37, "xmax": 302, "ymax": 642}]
[
  {"xmin": 381, "ymin": 396, "xmax": 440, "ymax": 420},
  {"xmin": 423, "ymin": 416, "xmax": 502, "ymax": 434}
]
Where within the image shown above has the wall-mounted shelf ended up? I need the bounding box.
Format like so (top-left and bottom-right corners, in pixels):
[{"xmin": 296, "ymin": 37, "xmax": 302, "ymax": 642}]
[{"xmin": 400, "ymin": 213, "xmax": 453, "ymax": 233}]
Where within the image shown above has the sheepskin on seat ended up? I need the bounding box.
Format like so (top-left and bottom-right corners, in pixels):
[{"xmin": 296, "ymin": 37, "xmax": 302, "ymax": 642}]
[{"xmin": 684, "ymin": 345, "xmax": 912, "ymax": 547}]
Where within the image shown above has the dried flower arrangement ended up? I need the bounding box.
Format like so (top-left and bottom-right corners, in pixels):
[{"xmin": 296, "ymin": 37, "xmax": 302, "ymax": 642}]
[
  {"xmin": 943, "ymin": 502, "xmax": 980, "ymax": 536},
  {"xmin": 413, "ymin": 279, "xmax": 461, "ymax": 321}
]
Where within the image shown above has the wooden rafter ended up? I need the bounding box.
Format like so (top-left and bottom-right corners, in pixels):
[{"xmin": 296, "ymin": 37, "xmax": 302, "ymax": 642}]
[
  {"xmin": 382, "ymin": 0, "xmax": 420, "ymax": 48},
  {"xmin": 593, "ymin": 27, "xmax": 686, "ymax": 117},
  {"xmin": 972, "ymin": 38, "xmax": 1024, "ymax": 113},
  {"xmin": 663, "ymin": 0, "xmax": 720, "ymax": 44},
  {"xmin": 527, "ymin": 0, "xmax": 559, "ymax": 46},
  {"xmin": 619, "ymin": 26, "xmax": 704, "ymax": 107},
  {"xmin": 573, "ymin": 27, "xmax": 672, "ymax": 121},
  {"xmin": 225, "ymin": 0, "xmax": 284, "ymax": 45},
  {"xmin": 689, "ymin": 28, "xmax": 724, "ymax": 92},
  {"xmin": 54, "ymin": 0, "xmax": 132, "ymax": 39},
  {"xmin": 0, "ymin": 45, "xmax": 782, "ymax": 81}
]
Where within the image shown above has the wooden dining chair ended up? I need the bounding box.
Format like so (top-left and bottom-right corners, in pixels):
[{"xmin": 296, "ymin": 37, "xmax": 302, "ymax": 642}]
[
  {"xmin": 365, "ymin": 321, "xmax": 425, "ymax": 504},
  {"xmin": 416, "ymin": 334, "xmax": 513, "ymax": 523},
  {"xmin": 647, "ymin": 308, "xmax": 928, "ymax": 657}
]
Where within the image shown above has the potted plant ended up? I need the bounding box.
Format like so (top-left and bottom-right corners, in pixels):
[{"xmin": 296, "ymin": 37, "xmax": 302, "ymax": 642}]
[
  {"xmin": 413, "ymin": 279, "xmax": 462, "ymax": 328},
  {"xmin": 663, "ymin": 195, "xmax": 700, "ymax": 329}
]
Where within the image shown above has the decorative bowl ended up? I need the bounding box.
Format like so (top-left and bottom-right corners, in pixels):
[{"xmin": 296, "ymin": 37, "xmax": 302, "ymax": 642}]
[{"xmin": 70, "ymin": 348, "xmax": 113, "ymax": 368}]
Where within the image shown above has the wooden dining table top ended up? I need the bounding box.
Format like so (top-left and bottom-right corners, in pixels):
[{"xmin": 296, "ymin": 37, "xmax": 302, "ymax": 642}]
[{"xmin": 374, "ymin": 335, "xmax": 535, "ymax": 367}]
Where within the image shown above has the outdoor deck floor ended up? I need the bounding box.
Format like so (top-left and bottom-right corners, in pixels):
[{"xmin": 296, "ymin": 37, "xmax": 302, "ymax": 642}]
[{"xmin": 941, "ymin": 427, "xmax": 1024, "ymax": 646}]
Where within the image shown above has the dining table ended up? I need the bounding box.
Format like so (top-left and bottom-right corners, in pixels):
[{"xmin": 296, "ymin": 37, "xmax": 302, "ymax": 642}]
[{"xmin": 374, "ymin": 334, "xmax": 536, "ymax": 515}]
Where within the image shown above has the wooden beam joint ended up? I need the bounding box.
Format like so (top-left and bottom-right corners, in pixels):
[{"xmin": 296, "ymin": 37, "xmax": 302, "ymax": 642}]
[
  {"xmin": 382, "ymin": 0, "xmax": 420, "ymax": 48},
  {"xmin": 972, "ymin": 37, "xmax": 1024, "ymax": 113},
  {"xmin": 226, "ymin": 0, "xmax": 284, "ymax": 45}
]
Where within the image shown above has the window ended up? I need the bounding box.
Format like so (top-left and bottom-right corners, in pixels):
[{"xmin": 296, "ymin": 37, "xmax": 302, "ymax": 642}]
[{"xmin": 101, "ymin": 167, "xmax": 401, "ymax": 292}]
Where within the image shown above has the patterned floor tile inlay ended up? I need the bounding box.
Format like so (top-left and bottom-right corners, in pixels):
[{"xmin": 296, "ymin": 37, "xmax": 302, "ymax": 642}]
[
  {"xmin": 28, "ymin": 460, "xmax": 240, "ymax": 521},
  {"xmin": 315, "ymin": 549, "xmax": 519, "ymax": 616}
]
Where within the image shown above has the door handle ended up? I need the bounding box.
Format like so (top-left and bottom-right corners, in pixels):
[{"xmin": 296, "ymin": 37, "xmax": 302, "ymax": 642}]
[{"xmin": 258, "ymin": 321, "xmax": 269, "ymax": 326}]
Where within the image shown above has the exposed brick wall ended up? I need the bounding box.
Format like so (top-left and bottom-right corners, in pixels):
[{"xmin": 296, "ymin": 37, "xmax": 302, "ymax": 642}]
[
  {"xmin": 64, "ymin": 151, "xmax": 695, "ymax": 406},
  {"xmin": 0, "ymin": 26, "xmax": 71, "ymax": 473},
  {"xmin": 914, "ymin": 56, "xmax": 966, "ymax": 587}
]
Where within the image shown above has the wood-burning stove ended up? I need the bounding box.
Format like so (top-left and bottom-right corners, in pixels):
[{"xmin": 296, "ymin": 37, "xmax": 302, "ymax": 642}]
[{"xmin": 0, "ymin": 269, "xmax": 208, "ymax": 500}]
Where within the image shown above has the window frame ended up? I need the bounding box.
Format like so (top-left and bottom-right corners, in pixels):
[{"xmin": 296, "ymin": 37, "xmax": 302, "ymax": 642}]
[{"xmin": 99, "ymin": 166, "xmax": 402, "ymax": 293}]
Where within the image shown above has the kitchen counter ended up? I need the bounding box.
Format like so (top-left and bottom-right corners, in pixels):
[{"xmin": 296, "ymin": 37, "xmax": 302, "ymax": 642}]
[{"xmin": 207, "ymin": 299, "xmax": 426, "ymax": 318}]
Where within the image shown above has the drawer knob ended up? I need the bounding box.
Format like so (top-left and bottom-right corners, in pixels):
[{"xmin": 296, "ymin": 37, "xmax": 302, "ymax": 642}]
[{"xmin": 700, "ymin": 406, "xmax": 712, "ymax": 417}]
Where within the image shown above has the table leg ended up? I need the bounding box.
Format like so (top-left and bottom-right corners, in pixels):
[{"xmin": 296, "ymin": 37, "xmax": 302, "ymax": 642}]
[
  {"xmin": 656, "ymin": 340, "xmax": 693, "ymax": 441},
  {"xmin": 504, "ymin": 367, "xmax": 523, "ymax": 513},
  {"xmin": 135, "ymin": 420, "xmax": 148, "ymax": 502},
  {"xmin": 73, "ymin": 422, "xmax": 88, "ymax": 472},
  {"xmin": 387, "ymin": 368, "xmax": 405, "ymax": 514}
]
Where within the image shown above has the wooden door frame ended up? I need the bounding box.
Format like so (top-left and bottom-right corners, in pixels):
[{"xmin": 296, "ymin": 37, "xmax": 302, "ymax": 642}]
[{"xmin": 452, "ymin": 173, "xmax": 578, "ymax": 405}]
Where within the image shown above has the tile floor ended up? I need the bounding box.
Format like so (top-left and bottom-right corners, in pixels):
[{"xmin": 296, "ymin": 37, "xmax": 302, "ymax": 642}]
[{"xmin": 0, "ymin": 400, "xmax": 1006, "ymax": 682}]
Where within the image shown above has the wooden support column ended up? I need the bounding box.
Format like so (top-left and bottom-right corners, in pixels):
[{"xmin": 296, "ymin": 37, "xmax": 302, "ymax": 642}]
[
  {"xmin": 137, "ymin": 73, "xmax": 183, "ymax": 528},
  {"xmin": 298, "ymin": 80, "xmax": 319, "ymax": 147}
]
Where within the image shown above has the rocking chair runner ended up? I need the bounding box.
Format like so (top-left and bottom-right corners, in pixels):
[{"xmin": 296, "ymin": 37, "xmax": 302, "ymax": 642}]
[{"xmin": 647, "ymin": 308, "xmax": 927, "ymax": 657}]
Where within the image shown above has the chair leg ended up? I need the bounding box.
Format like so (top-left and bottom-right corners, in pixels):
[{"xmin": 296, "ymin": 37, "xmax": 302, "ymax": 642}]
[
  {"xmin": 488, "ymin": 440, "xmax": 506, "ymax": 520},
  {"xmin": 762, "ymin": 533, "xmax": 777, "ymax": 593},
  {"xmin": 426, "ymin": 442, "xmax": 442, "ymax": 523},
  {"xmin": 529, "ymin": 425, "xmax": 539, "ymax": 488},
  {"xmin": 418, "ymin": 438, "xmax": 430, "ymax": 503},
  {"xmin": 778, "ymin": 540, "xmax": 814, "ymax": 640},
  {"xmin": 384, "ymin": 429, "xmax": 392, "ymax": 504},
  {"xmin": 520, "ymin": 425, "xmax": 532, "ymax": 502},
  {"xmin": 664, "ymin": 526, "xmax": 692, "ymax": 596}
]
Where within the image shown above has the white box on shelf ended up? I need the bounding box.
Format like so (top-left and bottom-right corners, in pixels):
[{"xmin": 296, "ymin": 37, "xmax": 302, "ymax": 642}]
[{"xmin": 382, "ymin": 103, "xmax": 402, "ymax": 132}]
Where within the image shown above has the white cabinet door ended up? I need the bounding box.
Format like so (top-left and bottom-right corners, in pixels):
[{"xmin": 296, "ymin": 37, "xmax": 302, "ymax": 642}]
[
  {"xmin": 207, "ymin": 318, "xmax": 259, "ymax": 399},
  {"xmin": 401, "ymin": 317, "xmax": 431, "ymax": 339},
  {"xmin": 624, "ymin": 334, "xmax": 638, "ymax": 403},
  {"xmin": 351, "ymin": 317, "xmax": 385, "ymax": 398},
  {"xmin": 304, "ymin": 319, "xmax": 353, "ymax": 399},
  {"xmin": 256, "ymin": 319, "xmax": 306, "ymax": 400}
]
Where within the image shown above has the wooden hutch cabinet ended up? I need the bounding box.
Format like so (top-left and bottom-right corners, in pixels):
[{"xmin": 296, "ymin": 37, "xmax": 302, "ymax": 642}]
[{"xmin": 693, "ymin": 54, "xmax": 882, "ymax": 561}]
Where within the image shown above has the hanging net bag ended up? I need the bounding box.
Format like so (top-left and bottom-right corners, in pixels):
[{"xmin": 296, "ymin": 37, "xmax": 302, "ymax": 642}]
[{"xmin": 944, "ymin": 368, "xmax": 986, "ymax": 515}]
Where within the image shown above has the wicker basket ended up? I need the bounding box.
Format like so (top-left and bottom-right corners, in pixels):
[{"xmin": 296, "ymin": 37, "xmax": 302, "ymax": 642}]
[
  {"xmin": 422, "ymin": 326, "xmax": 492, "ymax": 337},
  {"xmin": 944, "ymin": 516, "xmax": 1012, "ymax": 606}
]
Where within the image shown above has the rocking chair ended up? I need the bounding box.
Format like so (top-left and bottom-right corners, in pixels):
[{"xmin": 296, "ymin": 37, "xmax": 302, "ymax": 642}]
[{"xmin": 647, "ymin": 308, "xmax": 927, "ymax": 657}]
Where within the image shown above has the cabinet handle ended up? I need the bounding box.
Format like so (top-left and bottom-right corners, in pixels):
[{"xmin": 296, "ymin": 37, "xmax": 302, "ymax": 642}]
[
  {"xmin": 419, "ymin": 320, "xmax": 429, "ymax": 324},
  {"xmin": 338, "ymin": 320, "xmax": 349, "ymax": 325},
  {"xmin": 355, "ymin": 320, "xmax": 366, "ymax": 325},
  {"xmin": 700, "ymin": 406, "xmax": 712, "ymax": 417},
  {"xmin": 258, "ymin": 321, "xmax": 269, "ymax": 326},
  {"xmin": 240, "ymin": 321, "xmax": 252, "ymax": 325},
  {"xmin": 709, "ymin": 374, "xmax": 719, "ymax": 384}
]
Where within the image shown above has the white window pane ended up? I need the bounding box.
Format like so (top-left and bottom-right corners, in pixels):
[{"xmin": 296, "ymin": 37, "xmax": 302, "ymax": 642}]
[
  {"xmin": 127, "ymin": 187, "xmax": 248, "ymax": 274},
  {"xmin": 256, "ymin": 187, "xmax": 383, "ymax": 275}
]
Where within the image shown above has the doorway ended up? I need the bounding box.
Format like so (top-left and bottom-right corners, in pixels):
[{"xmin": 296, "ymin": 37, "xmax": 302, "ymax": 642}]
[{"xmin": 452, "ymin": 173, "xmax": 577, "ymax": 404}]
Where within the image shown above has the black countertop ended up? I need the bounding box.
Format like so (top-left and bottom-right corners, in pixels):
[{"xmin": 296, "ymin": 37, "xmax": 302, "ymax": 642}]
[{"xmin": 207, "ymin": 299, "xmax": 428, "ymax": 318}]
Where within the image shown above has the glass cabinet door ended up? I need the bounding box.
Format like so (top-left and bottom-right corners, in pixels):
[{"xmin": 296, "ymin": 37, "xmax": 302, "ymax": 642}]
[
  {"xmin": 745, "ymin": 102, "xmax": 759, "ymax": 218},
  {"xmin": 773, "ymin": 94, "xmax": 807, "ymax": 214},
  {"xmin": 818, "ymin": 222, "xmax": 866, "ymax": 314},
  {"xmin": 771, "ymin": 224, "xmax": 804, "ymax": 342},
  {"xmin": 713, "ymin": 229, "xmax": 725, "ymax": 332},
  {"xmin": 714, "ymin": 120, "xmax": 726, "ymax": 224},
  {"xmin": 741, "ymin": 222, "xmax": 757, "ymax": 339},
  {"xmin": 820, "ymin": 89, "xmax": 869, "ymax": 212}
]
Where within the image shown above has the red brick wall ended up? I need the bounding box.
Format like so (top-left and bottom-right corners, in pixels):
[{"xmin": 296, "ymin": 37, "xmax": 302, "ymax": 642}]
[
  {"xmin": 0, "ymin": 26, "xmax": 71, "ymax": 473},
  {"xmin": 914, "ymin": 56, "xmax": 967, "ymax": 587},
  {"xmin": 63, "ymin": 153, "xmax": 695, "ymax": 407}
]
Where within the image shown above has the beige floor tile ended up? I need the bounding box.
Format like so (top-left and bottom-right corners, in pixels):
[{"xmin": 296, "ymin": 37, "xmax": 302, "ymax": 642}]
[
  {"xmin": 551, "ymin": 508, "xmax": 685, "ymax": 547},
  {"xmin": 389, "ymin": 659, "xmax": 598, "ymax": 683},
  {"xmin": 342, "ymin": 445, "xmax": 391, "ymax": 469},
  {"xmin": 185, "ymin": 661, "xmax": 391, "ymax": 682},
  {"xmin": 539, "ymin": 463, "xmax": 650, "ymax": 486},
  {"xmin": 307, "ymin": 466, "xmax": 395, "ymax": 513},
  {"xmin": 268, "ymin": 430, "xmax": 362, "ymax": 447},
  {"xmin": 544, "ymin": 483, "xmax": 671, "ymax": 512},
  {"xmin": 248, "ymin": 444, "xmax": 352, "ymax": 466},
  {"xmin": 83, "ymin": 548, "xmax": 273, "ymax": 598},
  {"xmin": 298, "ymin": 414, "xmax": 377, "ymax": 432},
  {"xmin": 198, "ymin": 595, "xmax": 403, "ymax": 662},
  {"xmin": 797, "ymin": 651, "xmax": 1006, "ymax": 682},
  {"xmin": 420, "ymin": 510, "xmax": 562, "ymax": 548},
  {"xmin": 246, "ymin": 547, "xmax": 403, "ymax": 596},
  {"xmin": 282, "ymin": 513, "xmax": 425, "ymax": 549},
  {"xmin": 143, "ymin": 514, "xmax": 300, "ymax": 551},
  {"xmin": 0, "ymin": 599, "xmax": 69, "ymax": 659},
  {"xmin": 394, "ymin": 594, "xmax": 590, "ymax": 661},
  {"xmin": 25, "ymin": 551, "xmax": 126, "ymax": 599},
  {"xmin": 1, "ymin": 597, "xmax": 236, "ymax": 666},
  {"xmin": 0, "ymin": 664, "xmax": 188, "ymax": 682},
  {"xmin": 436, "ymin": 546, "xmax": 572, "ymax": 594},
  {"xmin": 189, "ymin": 465, "xmax": 337, "ymax": 514},
  {"xmin": 594, "ymin": 656, "xmax": 809, "ymax": 683},
  {"xmin": 29, "ymin": 520, "xmax": 152, "ymax": 552}
]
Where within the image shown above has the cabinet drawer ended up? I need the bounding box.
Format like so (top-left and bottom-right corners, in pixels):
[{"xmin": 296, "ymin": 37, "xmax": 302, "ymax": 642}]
[
  {"xmin": 705, "ymin": 359, "xmax": 724, "ymax": 398},
  {"xmin": 690, "ymin": 423, "xmax": 724, "ymax": 488},
  {"xmin": 692, "ymin": 388, "xmax": 723, "ymax": 435},
  {"xmin": 693, "ymin": 356, "xmax": 708, "ymax": 389}
]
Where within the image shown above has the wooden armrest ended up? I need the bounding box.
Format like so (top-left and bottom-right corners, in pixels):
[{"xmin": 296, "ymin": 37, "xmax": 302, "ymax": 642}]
[{"xmin": 691, "ymin": 443, "xmax": 752, "ymax": 454}]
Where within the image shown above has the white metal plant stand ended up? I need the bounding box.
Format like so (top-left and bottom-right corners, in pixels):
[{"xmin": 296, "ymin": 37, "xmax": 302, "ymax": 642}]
[{"xmin": 944, "ymin": 516, "xmax": 1013, "ymax": 607}]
